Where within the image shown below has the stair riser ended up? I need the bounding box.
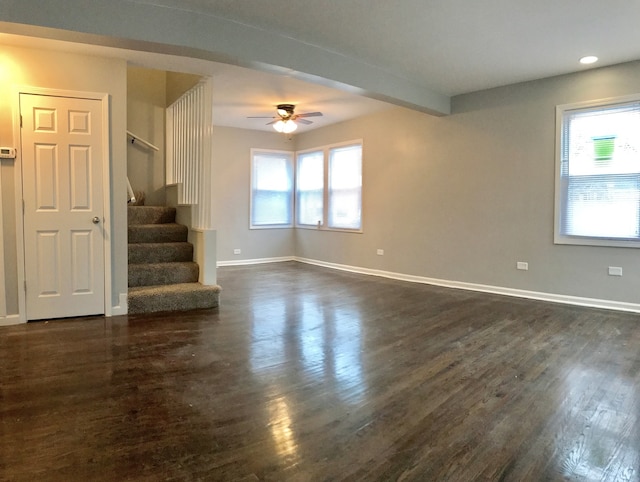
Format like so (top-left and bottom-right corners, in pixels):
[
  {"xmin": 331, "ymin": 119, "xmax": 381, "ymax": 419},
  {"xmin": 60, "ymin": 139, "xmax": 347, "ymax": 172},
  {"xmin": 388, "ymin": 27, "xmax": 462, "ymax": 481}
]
[
  {"xmin": 128, "ymin": 224, "xmax": 188, "ymax": 244},
  {"xmin": 128, "ymin": 243, "xmax": 193, "ymax": 264},
  {"xmin": 128, "ymin": 285, "xmax": 220, "ymax": 314},
  {"xmin": 129, "ymin": 263, "xmax": 199, "ymax": 287},
  {"xmin": 128, "ymin": 206, "xmax": 176, "ymax": 225}
]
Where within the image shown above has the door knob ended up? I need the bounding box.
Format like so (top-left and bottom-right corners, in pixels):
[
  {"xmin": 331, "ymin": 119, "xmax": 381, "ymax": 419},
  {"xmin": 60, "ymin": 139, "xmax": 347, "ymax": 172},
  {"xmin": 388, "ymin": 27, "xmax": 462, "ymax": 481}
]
[{"xmin": 92, "ymin": 216, "xmax": 100, "ymax": 224}]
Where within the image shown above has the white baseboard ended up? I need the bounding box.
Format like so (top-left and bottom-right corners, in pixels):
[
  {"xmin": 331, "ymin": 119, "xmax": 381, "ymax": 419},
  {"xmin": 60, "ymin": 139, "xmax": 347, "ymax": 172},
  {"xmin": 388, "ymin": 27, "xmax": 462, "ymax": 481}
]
[
  {"xmin": 0, "ymin": 314, "xmax": 23, "ymax": 326},
  {"xmin": 217, "ymin": 256, "xmax": 640, "ymax": 313},
  {"xmin": 110, "ymin": 292, "xmax": 128, "ymax": 316},
  {"xmin": 217, "ymin": 256, "xmax": 295, "ymax": 267},
  {"xmin": 295, "ymin": 257, "xmax": 640, "ymax": 313}
]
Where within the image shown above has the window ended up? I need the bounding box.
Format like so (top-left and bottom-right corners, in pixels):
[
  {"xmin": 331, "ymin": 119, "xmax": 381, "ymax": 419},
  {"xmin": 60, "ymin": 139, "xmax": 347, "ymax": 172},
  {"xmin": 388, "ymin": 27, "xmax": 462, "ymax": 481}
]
[
  {"xmin": 296, "ymin": 141, "xmax": 362, "ymax": 231},
  {"xmin": 296, "ymin": 150, "xmax": 324, "ymax": 226},
  {"xmin": 250, "ymin": 149, "xmax": 293, "ymax": 228},
  {"xmin": 328, "ymin": 144, "xmax": 362, "ymax": 230},
  {"xmin": 555, "ymin": 96, "xmax": 640, "ymax": 247}
]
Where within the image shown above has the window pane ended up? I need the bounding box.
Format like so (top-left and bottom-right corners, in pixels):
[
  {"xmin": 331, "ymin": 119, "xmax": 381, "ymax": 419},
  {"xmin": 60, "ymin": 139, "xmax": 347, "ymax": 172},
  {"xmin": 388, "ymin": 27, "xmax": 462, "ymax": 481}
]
[
  {"xmin": 251, "ymin": 151, "xmax": 293, "ymax": 227},
  {"xmin": 328, "ymin": 145, "xmax": 362, "ymax": 230},
  {"xmin": 565, "ymin": 175, "xmax": 640, "ymax": 238},
  {"xmin": 565, "ymin": 105, "xmax": 640, "ymax": 176},
  {"xmin": 297, "ymin": 151, "xmax": 324, "ymax": 226}
]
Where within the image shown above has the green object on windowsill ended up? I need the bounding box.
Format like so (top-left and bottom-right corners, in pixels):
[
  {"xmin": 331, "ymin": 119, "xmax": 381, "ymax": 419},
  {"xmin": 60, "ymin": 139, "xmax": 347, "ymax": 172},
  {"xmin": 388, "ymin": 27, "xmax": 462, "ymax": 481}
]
[{"xmin": 593, "ymin": 135, "xmax": 616, "ymax": 161}]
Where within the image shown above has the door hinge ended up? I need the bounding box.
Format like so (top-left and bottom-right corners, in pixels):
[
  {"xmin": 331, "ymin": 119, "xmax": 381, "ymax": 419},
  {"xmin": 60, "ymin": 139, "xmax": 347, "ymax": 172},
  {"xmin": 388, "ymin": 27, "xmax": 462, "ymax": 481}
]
[
  {"xmin": 22, "ymin": 199, "xmax": 25, "ymax": 215},
  {"xmin": 20, "ymin": 115, "xmax": 23, "ymax": 128},
  {"xmin": 24, "ymin": 280, "xmax": 27, "ymax": 293}
]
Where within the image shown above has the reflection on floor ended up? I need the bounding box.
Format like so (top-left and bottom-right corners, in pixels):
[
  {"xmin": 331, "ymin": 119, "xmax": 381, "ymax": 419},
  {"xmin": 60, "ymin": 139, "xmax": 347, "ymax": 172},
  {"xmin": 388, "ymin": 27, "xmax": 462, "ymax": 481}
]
[{"xmin": 0, "ymin": 261, "xmax": 638, "ymax": 481}]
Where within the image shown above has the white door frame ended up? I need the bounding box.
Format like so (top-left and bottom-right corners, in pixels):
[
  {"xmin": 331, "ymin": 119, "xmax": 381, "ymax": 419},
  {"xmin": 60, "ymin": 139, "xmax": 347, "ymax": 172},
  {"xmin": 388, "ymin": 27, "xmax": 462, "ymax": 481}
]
[{"xmin": 13, "ymin": 86, "xmax": 113, "ymax": 323}]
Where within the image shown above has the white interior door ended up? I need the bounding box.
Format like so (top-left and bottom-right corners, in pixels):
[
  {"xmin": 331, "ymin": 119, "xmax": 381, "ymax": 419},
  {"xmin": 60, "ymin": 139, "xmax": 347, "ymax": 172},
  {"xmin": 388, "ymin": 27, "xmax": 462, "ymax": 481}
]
[{"xmin": 21, "ymin": 93, "xmax": 105, "ymax": 320}]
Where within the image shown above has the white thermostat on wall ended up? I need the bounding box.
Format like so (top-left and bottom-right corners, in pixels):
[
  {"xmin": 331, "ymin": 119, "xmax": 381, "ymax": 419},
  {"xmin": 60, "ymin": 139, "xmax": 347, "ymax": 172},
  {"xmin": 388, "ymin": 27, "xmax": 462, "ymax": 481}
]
[{"xmin": 0, "ymin": 147, "xmax": 16, "ymax": 158}]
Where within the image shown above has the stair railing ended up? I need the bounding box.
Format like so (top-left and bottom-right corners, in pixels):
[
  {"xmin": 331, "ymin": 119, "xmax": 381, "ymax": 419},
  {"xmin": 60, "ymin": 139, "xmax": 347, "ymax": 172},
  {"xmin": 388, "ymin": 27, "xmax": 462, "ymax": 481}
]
[
  {"xmin": 126, "ymin": 130, "xmax": 160, "ymax": 204},
  {"xmin": 166, "ymin": 78, "xmax": 213, "ymax": 230},
  {"xmin": 127, "ymin": 130, "xmax": 160, "ymax": 152}
]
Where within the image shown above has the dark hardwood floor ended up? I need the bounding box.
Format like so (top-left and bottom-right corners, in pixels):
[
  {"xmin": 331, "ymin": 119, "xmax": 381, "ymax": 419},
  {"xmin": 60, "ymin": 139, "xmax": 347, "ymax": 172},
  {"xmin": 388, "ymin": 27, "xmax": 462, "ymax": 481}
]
[{"xmin": 1, "ymin": 262, "xmax": 639, "ymax": 481}]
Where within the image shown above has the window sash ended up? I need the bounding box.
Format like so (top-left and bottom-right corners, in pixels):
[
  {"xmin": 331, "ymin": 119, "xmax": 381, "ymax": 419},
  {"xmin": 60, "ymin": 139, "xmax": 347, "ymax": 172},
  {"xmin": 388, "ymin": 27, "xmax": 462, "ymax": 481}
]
[{"xmin": 561, "ymin": 174, "xmax": 640, "ymax": 239}]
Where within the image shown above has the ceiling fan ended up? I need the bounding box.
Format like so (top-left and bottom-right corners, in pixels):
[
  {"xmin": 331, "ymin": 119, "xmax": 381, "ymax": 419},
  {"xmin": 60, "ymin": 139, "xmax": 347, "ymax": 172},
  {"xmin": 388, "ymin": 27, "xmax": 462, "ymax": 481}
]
[{"xmin": 248, "ymin": 104, "xmax": 323, "ymax": 133}]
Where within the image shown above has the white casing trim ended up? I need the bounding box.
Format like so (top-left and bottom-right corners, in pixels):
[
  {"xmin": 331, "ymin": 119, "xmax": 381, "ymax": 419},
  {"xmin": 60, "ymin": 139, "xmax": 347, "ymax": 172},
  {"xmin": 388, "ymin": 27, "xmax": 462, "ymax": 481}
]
[
  {"xmin": 0, "ymin": 314, "xmax": 22, "ymax": 327},
  {"xmin": 111, "ymin": 292, "xmax": 128, "ymax": 316}
]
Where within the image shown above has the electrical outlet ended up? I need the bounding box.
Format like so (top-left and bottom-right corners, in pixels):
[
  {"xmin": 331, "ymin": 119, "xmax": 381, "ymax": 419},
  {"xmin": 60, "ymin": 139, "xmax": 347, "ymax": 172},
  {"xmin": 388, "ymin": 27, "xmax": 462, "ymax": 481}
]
[
  {"xmin": 516, "ymin": 261, "xmax": 528, "ymax": 271},
  {"xmin": 233, "ymin": 248, "xmax": 241, "ymax": 255},
  {"xmin": 377, "ymin": 249, "xmax": 384, "ymax": 256},
  {"xmin": 608, "ymin": 266, "xmax": 623, "ymax": 276}
]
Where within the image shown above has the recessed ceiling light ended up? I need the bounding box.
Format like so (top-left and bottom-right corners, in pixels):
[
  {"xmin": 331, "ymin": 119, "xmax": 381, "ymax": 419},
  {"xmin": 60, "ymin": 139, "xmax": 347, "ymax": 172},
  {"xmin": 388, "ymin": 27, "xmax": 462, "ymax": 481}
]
[{"xmin": 579, "ymin": 55, "xmax": 598, "ymax": 65}]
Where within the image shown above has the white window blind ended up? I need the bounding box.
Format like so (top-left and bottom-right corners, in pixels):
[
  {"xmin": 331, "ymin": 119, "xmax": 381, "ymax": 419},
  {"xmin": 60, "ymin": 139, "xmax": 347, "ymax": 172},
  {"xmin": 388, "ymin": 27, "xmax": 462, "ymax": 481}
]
[
  {"xmin": 556, "ymin": 98, "xmax": 640, "ymax": 246},
  {"xmin": 328, "ymin": 144, "xmax": 362, "ymax": 230},
  {"xmin": 250, "ymin": 150, "xmax": 293, "ymax": 228},
  {"xmin": 296, "ymin": 151, "xmax": 324, "ymax": 226},
  {"xmin": 295, "ymin": 141, "xmax": 362, "ymax": 232}
]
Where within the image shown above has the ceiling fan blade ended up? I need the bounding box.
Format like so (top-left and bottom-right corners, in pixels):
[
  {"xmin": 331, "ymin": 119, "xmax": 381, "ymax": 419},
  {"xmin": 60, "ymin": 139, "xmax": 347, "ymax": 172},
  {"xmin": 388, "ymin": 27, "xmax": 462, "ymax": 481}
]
[
  {"xmin": 248, "ymin": 116, "xmax": 276, "ymax": 119},
  {"xmin": 265, "ymin": 120, "xmax": 278, "ymax": 125},
  {"xmin": 297, "ymin": 118, "xmax": 313, "ymax": 125},
  {"xmin": 296, "ymin": 112, "xmax": 323, "ymax": 118}
]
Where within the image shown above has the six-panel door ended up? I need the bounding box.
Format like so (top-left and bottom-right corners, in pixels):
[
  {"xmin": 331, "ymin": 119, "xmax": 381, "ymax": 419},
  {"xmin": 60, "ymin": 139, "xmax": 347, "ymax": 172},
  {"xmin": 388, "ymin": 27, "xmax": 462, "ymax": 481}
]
[{"xmin": 20, "ymin": 93, "xmax": 105, "ymax": 320}]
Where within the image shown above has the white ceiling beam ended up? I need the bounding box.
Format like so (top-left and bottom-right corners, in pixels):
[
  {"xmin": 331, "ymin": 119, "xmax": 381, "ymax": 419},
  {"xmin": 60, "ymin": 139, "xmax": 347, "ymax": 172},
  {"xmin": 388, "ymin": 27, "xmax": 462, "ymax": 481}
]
[{"xmin": 0, "ymin": 0, "xmax": 450, "ymax": 116}]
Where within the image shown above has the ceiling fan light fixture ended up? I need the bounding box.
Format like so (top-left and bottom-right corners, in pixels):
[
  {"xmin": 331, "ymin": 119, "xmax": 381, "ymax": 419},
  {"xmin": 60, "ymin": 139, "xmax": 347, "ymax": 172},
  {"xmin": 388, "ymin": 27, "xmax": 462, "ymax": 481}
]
[
  {"xmin": 273, "ymin": 119, "xmax": 298, "ymax": 133},
  {"xmin": 276, "ymin": 104, "xmax": 295, "ymax": 118}
]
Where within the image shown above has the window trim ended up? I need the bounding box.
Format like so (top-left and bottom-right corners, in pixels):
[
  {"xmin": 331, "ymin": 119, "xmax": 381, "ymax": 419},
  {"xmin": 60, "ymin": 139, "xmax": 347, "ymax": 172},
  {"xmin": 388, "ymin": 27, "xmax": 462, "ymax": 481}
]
[
  {"xmin": 295, "ymin": 139, "xmax": 363, "ymax": 233},
  {"xmin": 249, "ymin": 148, "xmax": 294, "ymax": 230},
  {"xmin": 554, "ymin": 94, "xmax": 640, "ymax": 248}
]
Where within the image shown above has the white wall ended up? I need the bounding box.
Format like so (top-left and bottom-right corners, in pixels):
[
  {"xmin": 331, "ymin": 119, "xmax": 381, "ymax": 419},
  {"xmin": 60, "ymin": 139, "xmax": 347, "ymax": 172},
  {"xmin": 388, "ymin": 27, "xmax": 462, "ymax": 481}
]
[
  {"xmin": 293, "ymin": 61, "xmax": 640, "ymax": 306},
  {"xmin": 211, "ymin": 126, "xmax": 296, "ymax": 262},
  {"xmin": 127, "ymin": 67, "xmax": 166, "ymax": 206},
  {"xmin": 0, "ymin": 44, "xmax": 128, "ymax": 317}
]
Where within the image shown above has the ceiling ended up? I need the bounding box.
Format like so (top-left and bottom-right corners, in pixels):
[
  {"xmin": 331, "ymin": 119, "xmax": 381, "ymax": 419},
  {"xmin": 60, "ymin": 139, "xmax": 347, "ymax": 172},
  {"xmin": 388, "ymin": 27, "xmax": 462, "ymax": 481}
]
[
  {"xmin": 4, "ymin": 0, "xmax": 640, "ymax": 132},
  {"xmin": 127, "ymin": 0, "xmax": 640, "ymax": 95},
  {"xmin": 0, "ymin": 32, "xmax": 391, "ymax": 134}
]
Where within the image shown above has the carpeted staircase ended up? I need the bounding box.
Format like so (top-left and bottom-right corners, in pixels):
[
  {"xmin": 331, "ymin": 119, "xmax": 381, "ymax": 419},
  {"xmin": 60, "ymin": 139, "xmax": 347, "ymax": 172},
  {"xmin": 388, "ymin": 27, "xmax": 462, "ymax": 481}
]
[{"xmin": 128, "ymin": 206, "xmax": 220, "ymax": 314}]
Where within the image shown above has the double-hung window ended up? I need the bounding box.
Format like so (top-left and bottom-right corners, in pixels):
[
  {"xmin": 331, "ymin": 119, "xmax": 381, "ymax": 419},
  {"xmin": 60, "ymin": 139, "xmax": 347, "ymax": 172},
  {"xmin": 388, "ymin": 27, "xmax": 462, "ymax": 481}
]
[
  {"xmin": 296, "ymin": 150, "xmax": 324, "ymax": 226},
  {"xmin": 555, "ymin": 96, "xmax": 640, "ymax": 247},
  {"xmin": 296, "ymin": 141, "xmax": 363, "ymax": 231},
  {"xmin": 250, "ymin": 149, "xmax": 294, "ymax": 228}
]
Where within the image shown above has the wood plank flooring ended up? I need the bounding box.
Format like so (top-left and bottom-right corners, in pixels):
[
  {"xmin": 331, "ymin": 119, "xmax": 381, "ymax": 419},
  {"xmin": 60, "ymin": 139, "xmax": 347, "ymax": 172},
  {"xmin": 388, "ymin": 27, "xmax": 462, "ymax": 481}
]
[{"xmin": 1, "ymin": 261, "xmax": 639, "ymax": 481}]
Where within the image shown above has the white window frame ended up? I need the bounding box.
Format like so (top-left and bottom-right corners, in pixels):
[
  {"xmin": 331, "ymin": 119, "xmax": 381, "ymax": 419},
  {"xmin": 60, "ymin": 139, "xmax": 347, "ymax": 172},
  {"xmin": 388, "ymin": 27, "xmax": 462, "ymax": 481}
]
[
  {"xmin": 555, "ymin": 94, "xmax": 640, "ymax": 248},
  {"xmin": 296, "ymin": 139, "xmax": 363, "ymax": 233},
  {"xmin": 249, "ymin": 148, "xmax": 294, "ymax": 229}
]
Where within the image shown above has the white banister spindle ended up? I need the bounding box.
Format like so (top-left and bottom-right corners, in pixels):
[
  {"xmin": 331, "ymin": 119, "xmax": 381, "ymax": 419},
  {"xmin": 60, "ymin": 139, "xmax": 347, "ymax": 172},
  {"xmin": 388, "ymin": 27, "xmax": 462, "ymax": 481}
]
[
  {"xmin": 166, "ymin": 78, "xmax": 214, "ymax": 229},
  {"xmin": 165, "ymin": 105, "xmax": 174, "ymax": 184}
]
